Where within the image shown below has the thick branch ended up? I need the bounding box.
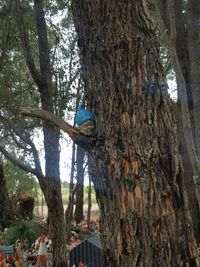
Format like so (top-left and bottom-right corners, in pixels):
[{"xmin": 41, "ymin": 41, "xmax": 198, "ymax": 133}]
[
  {"xmin": 20, "ymin": 108, "xmax": 95, "ymax": 150},
  {"xmin": 0, "ymin": 144, "xmax": 44, "ymax": 178}
]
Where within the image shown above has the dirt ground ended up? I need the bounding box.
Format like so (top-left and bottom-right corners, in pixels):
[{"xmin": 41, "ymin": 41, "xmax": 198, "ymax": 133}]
[{"xmin": 34, "ymin": 203, "xmax": 100, "ymax": 221}]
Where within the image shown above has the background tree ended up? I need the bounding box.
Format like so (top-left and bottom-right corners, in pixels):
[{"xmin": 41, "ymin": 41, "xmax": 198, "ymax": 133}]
[
  {"xmin": 3, "ymin": 160, "xmax": 37, "ymax": 197},
  {"xmin": 74, "ymin": 145, "xmax": 85, "ymax": 224},
  {"xmin": 0, "ymin": 162, "xmax": 13, "ymax": 230},
  {"xmin": 0, "ymin": 0, "xmax": 79, "ymax": 265},
  {"xmin": 151, "ymin": 0, "xmax": 200, "ymax": 242}
]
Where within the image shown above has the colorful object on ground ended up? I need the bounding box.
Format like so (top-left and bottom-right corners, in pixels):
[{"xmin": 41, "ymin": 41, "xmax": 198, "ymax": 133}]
[
  {"xmin": 37, "ymin": 234, "xmax": 47, "ymax": 267},
  {"xmin": 78, "ymin": 262, "xmax": 87, "ymax": 267},
  {"xmin": 75, "ymin": 104, "xmax": 95, "ymax": 126},
  {"xmin": 0, "ymin": 251, "xmax": 5, "ymax": 267},
  {"xmin": 0, "ymin": 246, "xmax": 14, "ymax": 256},
  {"xmin": 13, "ymin": 252, "xmax": 22, "ymax": 267}
]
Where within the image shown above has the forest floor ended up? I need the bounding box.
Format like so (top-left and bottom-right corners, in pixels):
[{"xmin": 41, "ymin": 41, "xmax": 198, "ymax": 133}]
[{"xmin": 0, "ymin": 204, "xmax": 100, "ymax": 266}]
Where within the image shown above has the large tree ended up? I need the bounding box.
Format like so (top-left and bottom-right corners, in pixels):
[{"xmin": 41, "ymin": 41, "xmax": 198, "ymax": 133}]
[{"xmin": 22, "ymin": 1, "xmax": 199, "ymax": 266}]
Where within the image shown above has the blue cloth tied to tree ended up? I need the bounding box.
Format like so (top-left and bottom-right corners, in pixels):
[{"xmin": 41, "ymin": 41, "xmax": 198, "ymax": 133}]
[{"xmin": 75, "ymin": 104, "xmax": 95, "ymax": 126}]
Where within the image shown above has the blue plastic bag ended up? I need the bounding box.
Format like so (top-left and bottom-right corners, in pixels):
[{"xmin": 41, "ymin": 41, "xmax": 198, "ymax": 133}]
[{"xmin": 75, "ymin": 104, "xmax": 95, "ymax": 126}]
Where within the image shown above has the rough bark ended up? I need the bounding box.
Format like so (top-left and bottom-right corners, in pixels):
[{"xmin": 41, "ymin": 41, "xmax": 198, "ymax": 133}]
[
  {"xmin": 71, "ymin": 1, "xmax": 199, "ymax": 266},
  {"xmin": 74, "ymin": 146, "xmax": 85, "ymax": 224},
  {"xmin": 0, "ymin": 162, "xmax": 13, "ymax": 230}
]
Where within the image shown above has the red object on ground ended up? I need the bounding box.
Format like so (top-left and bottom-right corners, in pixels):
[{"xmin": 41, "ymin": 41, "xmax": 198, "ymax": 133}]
[
  {"xmin": 6, "ymin": 255, "xmax": 13, "ymax": 263},
  {"xmin": 0, "ymin": 251, "xmax": 4, "ymax": 267},
  {"xmin": 78, "ymin": 262, "xmax": 87, "ymax": 267},
  {"xmin": 37, "ymin": 234, "xmax": 47, "ymax": 267}
]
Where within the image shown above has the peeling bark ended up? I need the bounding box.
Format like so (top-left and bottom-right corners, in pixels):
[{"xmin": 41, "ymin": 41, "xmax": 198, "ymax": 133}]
[{"xmin": 71, "ymin": 1, "xmax": 199, "ymax": 266}]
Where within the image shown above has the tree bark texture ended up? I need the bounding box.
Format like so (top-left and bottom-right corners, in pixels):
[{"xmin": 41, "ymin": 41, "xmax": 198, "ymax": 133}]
[
  {"xmin": 72, "ymin": 1, "xmax": 199, "ymax": 266},
  {"xmin": 74, "ymin": 145, "xmax": 85, "ymax": 224},
  {"xmin": 43, "ymin": 176, "xmax": 67, "ymax": 267},
  {"xmin": 0, "ymin": 162, "xmax": 13, "ymax": 229}
]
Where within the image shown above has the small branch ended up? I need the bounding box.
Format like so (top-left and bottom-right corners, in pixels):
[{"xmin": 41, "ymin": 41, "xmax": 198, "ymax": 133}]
[
  {"xmin": 0, "ymin": 144, "xmax": 44, "ymax": 178},
  {"xmin": 9, "ymin": 131, "xmax": 32, "ymax": 152},
  {"xmin": 20, "ymin": 108, "xmax": 95, "ymax": 151}
]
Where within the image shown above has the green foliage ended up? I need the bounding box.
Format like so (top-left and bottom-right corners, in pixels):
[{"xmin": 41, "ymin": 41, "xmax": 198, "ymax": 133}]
[
  {"xmin": 4, "ymin": 220, "xmax": 40, "ymax": 245},
  {"xmin": 4, "ymin": 160, "xmax": 37, "ymax": 197}
]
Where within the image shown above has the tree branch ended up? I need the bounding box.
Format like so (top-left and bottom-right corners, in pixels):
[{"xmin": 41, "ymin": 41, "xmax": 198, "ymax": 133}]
[
  {"xmin": 0, "ymin": 144, "xmax": 44, "ymax": 178},
  {"xmin": 20, "ymin": 108, "xmax": 95, "ymax": 151},
  {"xmin": 33, "ymin": 0, "xmax": 51, "ymax": 87},
  {"xmin": 15, "ymin": 0, "xmax": 42, "ymax": 88}
]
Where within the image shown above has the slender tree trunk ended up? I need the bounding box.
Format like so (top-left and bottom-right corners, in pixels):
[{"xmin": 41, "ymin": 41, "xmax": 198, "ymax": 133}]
[
  {"xmin": 66, "ymin": 82, "xmax": 83, "ymax": 236},
  {"xmin": 74, "ymin": 146, "xmax": 85, "ymax": 224},
  {"xmin": 87, "ymin": 156, "xmax": 93, "ymax": 227},
  {"xmin": 0, "ymin": 162, "xmax": 13, "ymax": 230},
  {"xmin": 187, "ymin": 0, "xmax": 200, "ymax": 159},
  {"xmin": 72, "ymin": 1, "xmax": 199, "ymax": 266},
  {"xmin": 65, "ymin": 141, "xmax": 76, "ymax": 240},
  {"xmin": 187, "ymin": 0, "xmax": 200, "ymax": 226},
  {"xmin": 33, "ymin": 1, "xmax": 67, "ymax": 265}
]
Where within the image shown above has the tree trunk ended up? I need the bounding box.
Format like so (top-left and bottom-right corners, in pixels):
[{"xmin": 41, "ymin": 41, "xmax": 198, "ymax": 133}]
[
  {"xmin": 41, "ymin": 177, "xmax": 67, "ymax": 267},
  {"xmin": 65, "ymin": 142, "xmax": 76, "ymax": 240},
  {"xmin": 0, "ymin": 162, "xmax": 13, "ymax": 230},
  {"xmin": 187, "ymin": 0, "xmax": 200, "ymax": 159},
  {"xmin": 33, "ymin": 1, "xmax": 67, "ymax": 265},
  {"xmin": 187, "ymin": 0, "xmax": 200, "ymax": 227},
  {"xmin": 87, "ymin": 155, "xmax": 93, "ymax": 227},
  {"xmin": 164, "ymin": 0, "xmax": 200, "ymax": 242},
  {"xmin": 72, "ymin": 1, "xmax": 199, "ymax": 266},
  {"xmin": 74, "ymin": 146, "xmax": 85, "ymax": 224}
]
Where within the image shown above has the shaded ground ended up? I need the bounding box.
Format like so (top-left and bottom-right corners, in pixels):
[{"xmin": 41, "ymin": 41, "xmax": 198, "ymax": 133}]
[{"xmin": 34, "ymin": 203, "xmax": 100, "ymax": 221}]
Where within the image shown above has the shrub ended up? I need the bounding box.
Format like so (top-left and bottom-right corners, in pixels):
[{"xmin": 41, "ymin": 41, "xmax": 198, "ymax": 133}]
[{"xmin": 4, "ymin": 220, "xmax": 41, "ymax": 245}]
